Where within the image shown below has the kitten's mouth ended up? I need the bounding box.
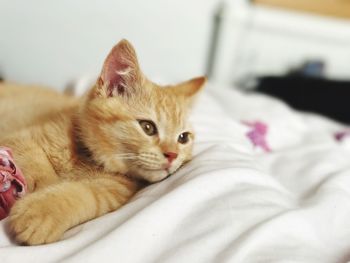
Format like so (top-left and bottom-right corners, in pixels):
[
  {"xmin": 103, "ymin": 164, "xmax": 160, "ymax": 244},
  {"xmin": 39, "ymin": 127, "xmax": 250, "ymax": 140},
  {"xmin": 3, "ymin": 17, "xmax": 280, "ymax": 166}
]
[
  {"xmin": 135, "ymin": 162, "xmax": 183, "ymax": 179},
  {"xmin": 160, "ymin": 174, "xmax": 172, "ymax": 182},
  {"xmin": 136, "ymin": 162, "xmax": 170, "ymax": 172},
  {"xmin": 140, "ymin": 166, "xmax": 169, "ymax": 173},
  {"xmin": 136, "ymin": 166, "xmax": 173, "ymax": 179}
]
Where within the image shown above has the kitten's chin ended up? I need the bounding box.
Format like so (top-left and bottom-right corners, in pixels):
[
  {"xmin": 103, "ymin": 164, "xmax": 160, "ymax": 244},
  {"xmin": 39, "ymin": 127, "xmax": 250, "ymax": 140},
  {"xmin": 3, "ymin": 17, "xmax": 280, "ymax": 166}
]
[
  {"xmin": 99, "ymin": 156, "xmax": 170, "ymax": 183},
  {"xmin": 128, "ymin": 161, "xmax": 185, "ymax": 183},
  {"xmin": 127, "ymin": 168, "xmax": 169, "ymax": 183}
]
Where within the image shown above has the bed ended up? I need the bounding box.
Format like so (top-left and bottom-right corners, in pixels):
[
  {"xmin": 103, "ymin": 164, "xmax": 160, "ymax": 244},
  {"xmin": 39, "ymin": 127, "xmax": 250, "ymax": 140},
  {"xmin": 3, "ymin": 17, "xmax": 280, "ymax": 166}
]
[{"xmin": 1, "ymin": 82, "xmax": 350, "ymax": 263}]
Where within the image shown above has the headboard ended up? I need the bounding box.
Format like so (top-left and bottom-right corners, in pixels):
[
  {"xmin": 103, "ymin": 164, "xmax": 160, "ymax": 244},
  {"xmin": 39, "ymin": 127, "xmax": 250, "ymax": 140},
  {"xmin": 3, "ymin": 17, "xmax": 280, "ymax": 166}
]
[{"xmin": 206, "ymin": 1, "xmax": 350, "ymax": 87}]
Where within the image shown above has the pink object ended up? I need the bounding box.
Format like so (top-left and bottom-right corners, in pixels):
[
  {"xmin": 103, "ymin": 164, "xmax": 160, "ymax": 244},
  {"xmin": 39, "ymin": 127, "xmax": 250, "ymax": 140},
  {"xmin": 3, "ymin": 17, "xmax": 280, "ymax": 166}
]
[
  {"xmin": 0, "ymin": 147, "xmax": 27, "ymax": 220},
  {"xmin": 334, "ymin": 130, "xmax": 350, "ymax": 142},
  {"xmin": 243, "ymin": 121, "xmax": 271, "ymax": 152},
  {"xmin": 163, "ymin": 152, "xmax": 178, "ymax": 163}
]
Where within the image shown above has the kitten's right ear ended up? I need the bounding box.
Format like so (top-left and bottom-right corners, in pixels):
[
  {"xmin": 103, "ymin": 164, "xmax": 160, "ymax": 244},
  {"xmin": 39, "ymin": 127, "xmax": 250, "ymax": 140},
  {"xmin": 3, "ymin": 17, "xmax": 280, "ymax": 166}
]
[{"xmin": 93, "ymin": 39, "xmax": 143, "ymax": 98}]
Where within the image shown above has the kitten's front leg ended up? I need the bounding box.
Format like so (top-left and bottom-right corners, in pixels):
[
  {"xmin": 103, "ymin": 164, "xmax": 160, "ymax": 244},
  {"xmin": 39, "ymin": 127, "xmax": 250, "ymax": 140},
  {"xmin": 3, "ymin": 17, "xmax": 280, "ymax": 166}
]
[{"xmin": 9, "ymin": 175, "xmax": 138, "ymax": 245}]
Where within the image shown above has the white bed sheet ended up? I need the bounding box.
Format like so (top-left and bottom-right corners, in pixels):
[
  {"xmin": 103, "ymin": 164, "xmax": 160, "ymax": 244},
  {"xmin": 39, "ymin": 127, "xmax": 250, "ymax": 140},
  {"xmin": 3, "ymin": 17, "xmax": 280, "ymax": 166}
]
[{"xmin": 1, "ymin": 83, "xmax": 350, "ymax": 263}]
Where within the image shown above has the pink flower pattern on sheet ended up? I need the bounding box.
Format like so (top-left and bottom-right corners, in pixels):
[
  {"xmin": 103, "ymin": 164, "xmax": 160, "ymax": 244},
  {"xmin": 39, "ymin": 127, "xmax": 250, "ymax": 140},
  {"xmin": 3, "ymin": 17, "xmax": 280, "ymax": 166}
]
[
  {"xmin": 243, "ymin": 121, "xmax": 271, "ymax": 152},
  {"xmin": 334, "ymin": 130, "xmax": 350, "ymax": 142}
]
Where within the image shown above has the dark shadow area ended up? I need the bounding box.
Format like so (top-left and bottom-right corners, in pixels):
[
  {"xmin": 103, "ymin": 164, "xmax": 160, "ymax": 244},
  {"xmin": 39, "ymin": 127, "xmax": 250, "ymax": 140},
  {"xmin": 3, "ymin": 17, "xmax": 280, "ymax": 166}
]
[{"xmin": 255, "ymin": 76, "xmax": 350, "ymax": 124}]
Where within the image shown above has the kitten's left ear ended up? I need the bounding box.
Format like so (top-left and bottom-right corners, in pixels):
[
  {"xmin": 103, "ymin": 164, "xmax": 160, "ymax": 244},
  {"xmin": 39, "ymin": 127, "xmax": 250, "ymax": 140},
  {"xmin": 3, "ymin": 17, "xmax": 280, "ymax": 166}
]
[
  {"xmin": 94, "ymin": 39, "xmax": 143, "ymax": 98},
  {"xmin": 172, "ymin": 76, "xmax": 207, "ymax": 98}
]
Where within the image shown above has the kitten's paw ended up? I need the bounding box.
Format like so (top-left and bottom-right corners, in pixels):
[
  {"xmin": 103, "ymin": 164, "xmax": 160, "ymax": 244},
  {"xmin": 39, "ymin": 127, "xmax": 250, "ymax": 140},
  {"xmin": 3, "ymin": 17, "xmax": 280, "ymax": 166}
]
[{"xmin": 8, "ymin": 196, "xmax": 66, "ymax": 245}]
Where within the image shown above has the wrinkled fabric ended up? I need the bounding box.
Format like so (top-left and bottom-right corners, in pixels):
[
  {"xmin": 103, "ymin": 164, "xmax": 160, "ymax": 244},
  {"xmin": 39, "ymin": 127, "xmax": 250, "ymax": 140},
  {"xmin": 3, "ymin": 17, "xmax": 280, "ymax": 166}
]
[{"xmin": 1, "ymin": 83, "xmax": 350, "ymax": 263}]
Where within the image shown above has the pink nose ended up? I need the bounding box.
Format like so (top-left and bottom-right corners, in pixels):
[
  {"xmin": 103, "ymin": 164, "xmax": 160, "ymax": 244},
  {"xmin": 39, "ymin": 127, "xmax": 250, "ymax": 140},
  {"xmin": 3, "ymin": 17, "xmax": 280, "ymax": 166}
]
[{"xmin": 163, "ymin": 152, "xmax": 178, "ymax": 163}]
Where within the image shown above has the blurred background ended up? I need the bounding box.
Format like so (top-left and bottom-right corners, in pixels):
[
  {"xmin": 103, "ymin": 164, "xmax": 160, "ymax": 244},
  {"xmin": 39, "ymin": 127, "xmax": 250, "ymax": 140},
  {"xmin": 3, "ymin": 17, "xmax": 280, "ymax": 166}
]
[
  {"xmin": 1, "ymin": 0, "xmax": 350, "ymax": 122},
  {"xmin": 0, "ymin": 0, "xmax": 218, "ymax": 88}
]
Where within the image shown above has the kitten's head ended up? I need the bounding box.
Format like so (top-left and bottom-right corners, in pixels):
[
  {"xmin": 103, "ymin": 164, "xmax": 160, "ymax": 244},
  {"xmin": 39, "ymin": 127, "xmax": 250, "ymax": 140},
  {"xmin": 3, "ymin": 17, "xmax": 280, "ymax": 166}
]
[{"xmin": 80, "ymin": 39, "xmax": 205, "ymax": 183}]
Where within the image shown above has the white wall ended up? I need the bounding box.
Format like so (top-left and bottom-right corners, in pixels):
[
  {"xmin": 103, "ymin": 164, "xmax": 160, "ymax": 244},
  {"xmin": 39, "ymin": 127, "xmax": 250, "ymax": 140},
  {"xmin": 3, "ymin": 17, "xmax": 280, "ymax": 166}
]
[
  {"xmin": 3, "ymin": 0, "xmax": 349, "ymax": 91},
  {"xmin": 0, "ymin": 0, "xmax": 221, "ymax": 90}
]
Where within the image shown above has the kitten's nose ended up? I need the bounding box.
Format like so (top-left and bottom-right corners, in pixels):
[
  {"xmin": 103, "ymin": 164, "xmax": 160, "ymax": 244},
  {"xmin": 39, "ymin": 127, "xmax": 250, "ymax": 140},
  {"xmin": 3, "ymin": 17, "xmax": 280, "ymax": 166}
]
[{"xmin": 163, "ymin": 152, "xmax": 178, "ymax": 163}]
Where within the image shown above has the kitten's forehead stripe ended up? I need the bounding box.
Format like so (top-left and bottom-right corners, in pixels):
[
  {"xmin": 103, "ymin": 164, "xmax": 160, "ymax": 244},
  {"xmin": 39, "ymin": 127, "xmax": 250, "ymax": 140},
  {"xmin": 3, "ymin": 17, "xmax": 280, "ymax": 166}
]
[{"xmin": 152, "ymin": 89, "xmax": 187, "ymax": 140}]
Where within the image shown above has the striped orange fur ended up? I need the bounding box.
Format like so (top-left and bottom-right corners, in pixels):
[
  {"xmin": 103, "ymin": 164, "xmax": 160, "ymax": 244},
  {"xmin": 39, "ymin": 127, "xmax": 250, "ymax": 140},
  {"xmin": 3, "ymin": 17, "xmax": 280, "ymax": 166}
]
[{"xmin": 0, "ymin": 40, "xmax": 205, "ymax": 245}]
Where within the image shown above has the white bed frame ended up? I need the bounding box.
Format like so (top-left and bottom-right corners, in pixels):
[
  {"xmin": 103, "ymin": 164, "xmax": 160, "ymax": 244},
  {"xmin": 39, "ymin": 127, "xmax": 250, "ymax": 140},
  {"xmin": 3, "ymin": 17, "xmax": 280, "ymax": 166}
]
[{"xmin": 206, "ymin": 1, "xmax": 350, "ymax": 87}]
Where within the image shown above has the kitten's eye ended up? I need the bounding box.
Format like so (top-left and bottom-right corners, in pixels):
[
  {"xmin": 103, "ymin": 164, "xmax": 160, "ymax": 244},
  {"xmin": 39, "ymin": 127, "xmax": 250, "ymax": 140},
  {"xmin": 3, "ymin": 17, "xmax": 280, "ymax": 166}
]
[
  {"xmin": 138, "ymin": 120, "xmax": 158, "ymax": 136},
  {"xmin": 178, "ymin": 132, "xmax": 190, "ymax": 144}
]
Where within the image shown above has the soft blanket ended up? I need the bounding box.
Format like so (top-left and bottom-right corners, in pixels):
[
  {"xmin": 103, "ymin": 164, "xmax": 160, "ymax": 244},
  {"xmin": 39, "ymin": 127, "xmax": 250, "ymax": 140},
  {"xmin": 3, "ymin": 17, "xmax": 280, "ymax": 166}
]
[{"xmin": 1, "ymin": 83, "xmax": 350, "ymax": 263}]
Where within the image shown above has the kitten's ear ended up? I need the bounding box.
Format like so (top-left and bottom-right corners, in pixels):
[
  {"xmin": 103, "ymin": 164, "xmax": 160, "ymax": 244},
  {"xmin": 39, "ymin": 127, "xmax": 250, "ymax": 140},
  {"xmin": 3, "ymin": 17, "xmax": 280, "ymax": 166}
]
[
  {"xmin": 172, "ymin": 76, "xmax": 207, "ymax": 98},
  {"xmin": 95, "ymin": 39, "xmax": 143, "ymax": 98}
]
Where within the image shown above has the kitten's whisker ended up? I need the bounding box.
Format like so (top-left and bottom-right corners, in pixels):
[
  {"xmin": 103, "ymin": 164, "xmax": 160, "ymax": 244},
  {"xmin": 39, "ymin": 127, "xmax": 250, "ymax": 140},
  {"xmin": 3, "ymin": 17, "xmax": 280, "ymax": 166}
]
[
  {"xmin": 114, "ymin": 155, "xmax": 137, "ymax": 159},
  {"xmin": 114, "ymin": 153, "xmax": 136, "ymax": 156},
  {"xmin": 113, "ymin": 156, "xmax": 138, "ymax": 160},
  {"xmin": 129, "ymin": 160, "xmax": 142, "ymax": 168}
]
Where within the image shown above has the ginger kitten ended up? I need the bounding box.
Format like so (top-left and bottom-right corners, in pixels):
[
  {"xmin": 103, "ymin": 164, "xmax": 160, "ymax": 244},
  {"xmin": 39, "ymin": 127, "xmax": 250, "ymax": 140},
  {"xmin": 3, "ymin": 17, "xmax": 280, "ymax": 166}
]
[{"xmin": 0, "ymin": 39, "xmax": 205, "ymax": 245}]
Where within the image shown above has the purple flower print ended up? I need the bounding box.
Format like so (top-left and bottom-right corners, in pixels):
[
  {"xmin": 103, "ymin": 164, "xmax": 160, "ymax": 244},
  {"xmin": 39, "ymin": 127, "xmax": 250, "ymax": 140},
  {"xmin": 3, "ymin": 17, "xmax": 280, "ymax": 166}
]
[
  {"xmin": 243, "ymin": 121, "xmax": 271, "ymax": 152},
  {"xmin": 334, "ymin": 130, "xmax": 350, "ymax": 142}
]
